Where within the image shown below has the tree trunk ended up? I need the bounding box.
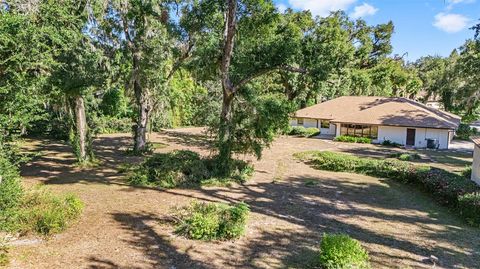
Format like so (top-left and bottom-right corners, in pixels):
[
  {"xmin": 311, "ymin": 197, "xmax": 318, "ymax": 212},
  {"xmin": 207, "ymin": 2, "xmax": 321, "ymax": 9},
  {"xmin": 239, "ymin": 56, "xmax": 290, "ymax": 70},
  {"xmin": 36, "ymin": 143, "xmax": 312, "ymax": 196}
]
[
  {"xmin": 74, "ymin": 95, "xmax": 88, "ymax": 162},
  {"xmin": 130, "ymin": 49, "xmax": 150, "ymax": 153},
  {"xmin": 218, "ymin": 90, "xmax": 235, "ymax": 168},
  {"xmin": 133, "ymin": 79, "xmax": 149, "ymax": 152}
]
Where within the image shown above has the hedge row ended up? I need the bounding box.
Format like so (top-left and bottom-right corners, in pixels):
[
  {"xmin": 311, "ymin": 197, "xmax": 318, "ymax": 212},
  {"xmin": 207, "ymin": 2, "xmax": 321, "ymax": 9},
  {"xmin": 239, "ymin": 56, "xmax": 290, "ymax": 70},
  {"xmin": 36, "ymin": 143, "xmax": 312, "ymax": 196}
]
[
  {"xmin": 334, "ymin": 135, "xmax": 372, "ymax": 144},
  {"xmin": 294, "ymin": 151, "xmax": 480, "ymax": 225},
  {"xmin": 288, "ymin": 126, "xmax": 320, "ymax": 137}
]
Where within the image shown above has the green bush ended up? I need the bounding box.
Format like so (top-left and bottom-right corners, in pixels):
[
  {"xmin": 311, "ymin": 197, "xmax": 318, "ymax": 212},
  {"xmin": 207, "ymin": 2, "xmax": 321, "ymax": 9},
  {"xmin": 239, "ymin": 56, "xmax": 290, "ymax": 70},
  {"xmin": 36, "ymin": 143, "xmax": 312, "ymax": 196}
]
[
  {"xmin": 0, "ymin": 244, "xmax": 8, "ymax": 267},
  {"xmin": 288, "ymin": 126, "xmax": 320, "ymax": 137},
  {"xmin": 0, "ymin": 146, "xmax": 24, "ymax": 225},
  {"xmin": 458, "ymin": 193, "xmax": 480, "ymax": 225},
  {"xmin": 175, "ymin": 201, "xmax": 250, "ymax": 240},
  {"xmin": 294, "ymin": 151, "xmax": 480, "ymax": 225},
  {"xmin": 1, "ymin": 187, "xmax": 83, "ymax": 235},
  {"xmin": 92, "ymin": 116, "xmax": 132, "ymax": 134},
  {"xmin": 319, "ymin": 233, "xmax": 370, "ymax": 269},
  {"xmin": 334, "ymin": 135, "xmax": 372, "ymax": 144},
  {"xmin": 456, "ymin": 123, "xmax": 477, "ymax": 140},
  {"xmin": 389, "ymin": 152, "xmax": 421, "ymax": 161},
  {"xmin": 127, "ymin": 150, "xmax": 254, "ymax": 188},
  {"xmin": 382, "ymin": 140, "xmax": 402, "ymax": 147}
]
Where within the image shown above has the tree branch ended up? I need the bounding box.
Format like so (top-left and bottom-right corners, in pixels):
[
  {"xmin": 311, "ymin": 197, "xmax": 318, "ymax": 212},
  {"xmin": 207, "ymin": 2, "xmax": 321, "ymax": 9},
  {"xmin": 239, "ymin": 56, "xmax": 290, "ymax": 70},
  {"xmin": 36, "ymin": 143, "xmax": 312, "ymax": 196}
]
[{"xmin": 232, "ymin": 65, "xmax": 308, "ymax": 93}]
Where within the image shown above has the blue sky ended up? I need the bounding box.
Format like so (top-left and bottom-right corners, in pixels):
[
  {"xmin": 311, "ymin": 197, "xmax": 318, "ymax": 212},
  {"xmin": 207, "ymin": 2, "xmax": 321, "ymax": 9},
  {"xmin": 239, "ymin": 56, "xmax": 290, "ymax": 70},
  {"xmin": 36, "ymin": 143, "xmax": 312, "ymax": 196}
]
[{"xmin": 274, "ymin": 0, "xmax": 480, "ymax": 61}]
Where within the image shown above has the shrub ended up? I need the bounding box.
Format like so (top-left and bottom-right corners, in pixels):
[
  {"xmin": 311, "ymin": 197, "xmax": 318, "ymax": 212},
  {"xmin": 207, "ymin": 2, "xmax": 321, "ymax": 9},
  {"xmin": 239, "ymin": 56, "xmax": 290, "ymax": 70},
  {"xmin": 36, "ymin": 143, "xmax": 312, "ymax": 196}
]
[
  {"xmin": 0, "ymin": 146, "xmax": 24, "ymax": 228},
  {"xmin": 389, "ymin": 152, "xmax": 421, "ymax": 161},
  {"xmin": 458, "ymin": 193, "xmax": 480, "ymax": 225},
  {"xmin": 456, "ymin": 123, "xmax": 477, "ymax": 140},
  {"xmin": 289, "ymin": 126, "xmax": 320, "ymax": 137},
  {"xmin": 382, "ymin": 140, "xmax": 402, "ymax": 147},
  {"xmin": 127, "ymin": 150, "xmax": 253, "ymax": 188},
  {"xmin": 294, "ymin": 151, "xmax": 480, "ymax": 225},
  {"xmin": 319, "ymin": 233, "xmax": 370, "ymax": 269},
  {"xmin": 334, "ymin": 135, "xmax": 372, "ymax": 144},
  {"xmin": 175, "ymin": 201, "xmax": 250, "ymax": 240},
  {"xmin": 92, "ymin": 116, "xmax": 132, "ymax": 134},
  {"xmin": 0, "ymin": 187, "xmax": 83, "ymax": 235}
]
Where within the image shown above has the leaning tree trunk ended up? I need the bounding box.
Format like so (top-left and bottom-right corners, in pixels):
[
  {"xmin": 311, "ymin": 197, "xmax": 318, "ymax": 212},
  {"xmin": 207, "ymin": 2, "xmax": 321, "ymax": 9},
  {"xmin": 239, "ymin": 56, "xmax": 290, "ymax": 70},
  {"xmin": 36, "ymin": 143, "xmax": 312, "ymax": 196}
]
[{"xmin": 74, "ymin": 95, "xmax": 88, "ymax": 162}]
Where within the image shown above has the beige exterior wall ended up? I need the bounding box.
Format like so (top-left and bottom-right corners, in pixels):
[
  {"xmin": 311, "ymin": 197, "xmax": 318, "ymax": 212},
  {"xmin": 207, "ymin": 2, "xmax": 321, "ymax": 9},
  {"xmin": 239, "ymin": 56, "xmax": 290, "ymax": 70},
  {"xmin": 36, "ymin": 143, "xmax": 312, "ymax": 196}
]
[
  {"xmin": 472, "ymin": 144, "xmax": 480, "ymax": 185},
  {"xmin": 292, "ymin": 120, "xmax": 452, "ymax": 149},
  {"xmin": 290, "ymin": 118, "xmax": 336, "ymax": 135},
  {"xmin": 376, "ymin": 126, "xmax": 451, "ymax": 149}
]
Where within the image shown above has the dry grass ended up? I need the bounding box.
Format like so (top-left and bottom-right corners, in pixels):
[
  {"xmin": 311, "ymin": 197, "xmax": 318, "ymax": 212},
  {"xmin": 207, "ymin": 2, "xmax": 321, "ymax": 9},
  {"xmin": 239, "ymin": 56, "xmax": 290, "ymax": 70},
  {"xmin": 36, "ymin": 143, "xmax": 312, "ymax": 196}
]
[{"xmin": 6, "ymin": 129, "xmax": 480, "ymax": 269}]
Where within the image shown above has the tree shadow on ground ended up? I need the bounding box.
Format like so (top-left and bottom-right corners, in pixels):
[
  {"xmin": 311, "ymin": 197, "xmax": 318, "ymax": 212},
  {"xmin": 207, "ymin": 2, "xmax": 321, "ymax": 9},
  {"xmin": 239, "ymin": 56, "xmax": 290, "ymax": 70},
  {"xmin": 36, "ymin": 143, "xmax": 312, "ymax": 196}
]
[
  {"xmin": 162, "ymin": 174, "xmax": 480, "ymax": 268},
  {"xmin": 86, "ymin": 212, "xmax": 210, "ymax": 269},
  {"xmin": 20, "ymin": 136, "xmax": 141, "ymax": 186}
]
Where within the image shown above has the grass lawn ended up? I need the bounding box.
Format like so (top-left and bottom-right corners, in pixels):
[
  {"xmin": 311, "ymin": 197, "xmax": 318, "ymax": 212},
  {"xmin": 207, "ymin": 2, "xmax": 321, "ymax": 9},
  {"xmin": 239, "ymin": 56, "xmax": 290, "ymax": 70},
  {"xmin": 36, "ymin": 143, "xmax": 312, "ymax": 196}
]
[{"xmin": 4, "ymin": 129, "xmax": 479, "ymax": 269}]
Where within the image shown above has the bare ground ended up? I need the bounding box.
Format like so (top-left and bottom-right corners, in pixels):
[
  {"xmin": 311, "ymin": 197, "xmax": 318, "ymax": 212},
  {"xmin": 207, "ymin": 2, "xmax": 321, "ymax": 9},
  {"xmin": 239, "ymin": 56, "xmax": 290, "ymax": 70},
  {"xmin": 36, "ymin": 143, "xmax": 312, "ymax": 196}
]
[{"xmin": 6, "ymin": 128, "xmax": 480, "ymax": 269}]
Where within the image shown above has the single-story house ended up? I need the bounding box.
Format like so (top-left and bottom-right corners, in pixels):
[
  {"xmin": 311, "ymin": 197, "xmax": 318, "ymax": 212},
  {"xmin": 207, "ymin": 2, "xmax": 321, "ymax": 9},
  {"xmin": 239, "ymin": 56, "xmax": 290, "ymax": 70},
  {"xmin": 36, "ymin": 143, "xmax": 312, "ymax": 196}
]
[
  {"xmin": 290, "ymin": 96, "xmax": 461, "ymax": 149},
  {"xmin": 471, "ymin": 137, "xmax": 480, "ymax": 185}
]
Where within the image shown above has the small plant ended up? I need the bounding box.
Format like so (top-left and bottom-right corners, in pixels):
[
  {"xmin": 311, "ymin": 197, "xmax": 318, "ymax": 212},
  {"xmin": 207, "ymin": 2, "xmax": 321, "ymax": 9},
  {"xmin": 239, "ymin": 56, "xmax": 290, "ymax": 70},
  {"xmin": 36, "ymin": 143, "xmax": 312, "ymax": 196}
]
[
  {"xmin": 0, "ymin": 243, "xmax": 8, "ymax": 267},
  {"xmin": 304, "ymin": 179, "xmax": 318, "ymax": 187},
  {"xmin": 175, "ymin": 201, "xmax": 250, "ymax": 240},
  {"xmin": 288, "ymin": 126, "xmax": 320, "ymax": 137},
  {"xmin": 334, "ymin": 135, "xmax": 372, "ymax": 144},
  {"xmin": 319, "ymin": 233, "xmax": 370, "ymax": 269},
  {"xmin": 389, "ymin": 152, "xmax": 421, "ymax": 161}
]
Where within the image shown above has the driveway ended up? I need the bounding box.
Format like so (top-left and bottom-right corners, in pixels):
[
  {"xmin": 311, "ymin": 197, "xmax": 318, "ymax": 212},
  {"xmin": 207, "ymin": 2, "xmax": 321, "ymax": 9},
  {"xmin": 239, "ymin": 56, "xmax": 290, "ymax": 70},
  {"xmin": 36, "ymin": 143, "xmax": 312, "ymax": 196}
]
[{"xmin": 450, "ymin": 139, "xmax": 474, "ymax": 152}]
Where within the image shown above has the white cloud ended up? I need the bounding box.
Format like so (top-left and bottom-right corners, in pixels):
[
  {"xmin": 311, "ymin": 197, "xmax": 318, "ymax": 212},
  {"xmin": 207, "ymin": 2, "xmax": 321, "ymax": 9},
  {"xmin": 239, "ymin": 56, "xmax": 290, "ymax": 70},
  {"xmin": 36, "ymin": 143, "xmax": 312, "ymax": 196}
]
[
  {"xmin": 350, "ymin": 3, "xmax": 378, "ymax": 19},
  {"xmin": 433, "ymin": 13, "xmax": 470, "ymax": 33},
  {"xmin": 446, "ymin": 0, "xmax": 475, "ymax": 10},
  {"xmin": 288, "ymin": 0, "xmax": 357, "ymax": 17},
  {"xmin": 277, "ymin": 3, "xmax": 288, "ymax": 13}
]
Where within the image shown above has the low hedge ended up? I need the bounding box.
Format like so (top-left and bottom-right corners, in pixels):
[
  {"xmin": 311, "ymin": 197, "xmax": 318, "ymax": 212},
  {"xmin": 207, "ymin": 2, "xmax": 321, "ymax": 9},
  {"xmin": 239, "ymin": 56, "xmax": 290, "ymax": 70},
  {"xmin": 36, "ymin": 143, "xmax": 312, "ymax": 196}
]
[
  {"xmin": 174, "ymin": 201, "xmax": 250, "ymax": 240},
  {"xmin": 334, "ymin": 135, "xmax": 372, "ymax": 144},
  {"xmin": 319, "ymin": 233, "xmax": 370, "ymax": 269},
  {"xmin": 288, "ymin": 126, "xmax": 320, "ymax": 137},
  {"xmin": 294, "ymin": 151, "xmax": 480, "ymax": 225}
]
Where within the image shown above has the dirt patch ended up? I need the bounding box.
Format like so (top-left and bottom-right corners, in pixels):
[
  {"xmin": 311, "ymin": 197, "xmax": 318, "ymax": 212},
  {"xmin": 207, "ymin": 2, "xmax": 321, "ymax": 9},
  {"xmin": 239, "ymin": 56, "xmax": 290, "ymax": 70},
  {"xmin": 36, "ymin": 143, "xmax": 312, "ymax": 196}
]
[{"xmin": 7, "ymin": 129, "xmax": 480, "ymax": 268}]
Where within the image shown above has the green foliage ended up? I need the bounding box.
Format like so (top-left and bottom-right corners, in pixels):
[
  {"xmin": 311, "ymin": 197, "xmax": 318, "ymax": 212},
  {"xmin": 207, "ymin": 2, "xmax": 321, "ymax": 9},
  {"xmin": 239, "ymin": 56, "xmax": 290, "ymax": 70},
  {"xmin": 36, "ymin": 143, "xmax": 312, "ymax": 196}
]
[
  {"xmin": 295, "ymin": 151, "xmax": 480, "ymax": 225},
  {"xmin": 288, "ymin": 126, "xmax": 320, "ymax": 137},
  {"xmin": 0, "ymin": 141, "xmax": 23, "ymax": 215},
  {"xmin": 127, "ymin": 150, "xmax": 254, "ymax": 188},
  {"xmin": 92, "ymin": 116, "xmax": 132, "ymax": 134},
  {"xmin": 389, "ymin": 152, "xmax": 421, "ymax": 161},
  {"xmin": 99, "ymin": 89, "xmax": 129, "ymax": 117},
  {"xmin": 175, "ymin": 201, "xmax": 250, "ymax": 240},
  {"xmin": 319, "ymin": 233, "xmax": 370, "ymax": 269},
  {"xmin": 0, "ymin": 186, "xmax": 83, "ymax": 235},
  {"xmin": 462, "ymin": 166, "xmax": 472, "ymax": 179},
  {"xmin": 458, "ymin": 192, "xmax": 480, "ymax": 225},
  {"xmin": 456, "ymin": 123, "xmax": 478, "ymax": 140},
  {"xmin": 0, "ymin": 244, "xmax": 8, "ymax": 267},
  {"xmin": 381, "ymin": 140, "xmax": 402, "ymax": 147},
  {"xmin": 334, "ymin": 135, "xmax": 372, "ymax": 144}
]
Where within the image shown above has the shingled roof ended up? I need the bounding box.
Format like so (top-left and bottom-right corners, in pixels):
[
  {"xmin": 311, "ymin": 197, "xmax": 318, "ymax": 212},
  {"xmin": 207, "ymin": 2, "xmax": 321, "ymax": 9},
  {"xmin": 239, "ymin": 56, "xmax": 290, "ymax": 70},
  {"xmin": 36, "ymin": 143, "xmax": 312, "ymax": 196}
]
[{"xmin": 294, "ymin": 96, "xmax": 461, "ymax": 130}]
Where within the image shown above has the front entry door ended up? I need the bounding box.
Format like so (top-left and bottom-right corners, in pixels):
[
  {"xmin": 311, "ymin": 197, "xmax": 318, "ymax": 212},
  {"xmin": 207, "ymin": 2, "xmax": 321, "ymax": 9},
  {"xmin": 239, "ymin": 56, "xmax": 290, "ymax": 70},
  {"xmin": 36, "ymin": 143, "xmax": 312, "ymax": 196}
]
[{"xmin": 406, "ymin": 129, "xmax": 416, "ymax": 146}]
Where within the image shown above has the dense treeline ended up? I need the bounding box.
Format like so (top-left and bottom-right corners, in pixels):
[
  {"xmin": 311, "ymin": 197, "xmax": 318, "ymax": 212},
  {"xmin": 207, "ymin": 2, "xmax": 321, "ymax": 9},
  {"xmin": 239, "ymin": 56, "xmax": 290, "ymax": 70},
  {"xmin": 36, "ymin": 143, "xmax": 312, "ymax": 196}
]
[{"xmin": 0, "ymin": 0, "xmax": 479, "ymax": 169}]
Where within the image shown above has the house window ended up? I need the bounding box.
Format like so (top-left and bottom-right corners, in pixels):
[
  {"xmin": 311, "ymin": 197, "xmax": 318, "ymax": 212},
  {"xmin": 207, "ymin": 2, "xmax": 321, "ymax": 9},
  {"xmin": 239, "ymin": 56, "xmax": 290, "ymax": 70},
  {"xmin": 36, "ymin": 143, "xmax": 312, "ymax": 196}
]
[
  {"xmin": 320, "ymin": 120, "xmax": 330, "ymax": 129},
  {"xmin": 297, "ymin": 118, "xmax": 304, "ymax": 125},
  {"xmin": 340, "ymin": 124, "xmax": 378, "ymax": 138}
]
